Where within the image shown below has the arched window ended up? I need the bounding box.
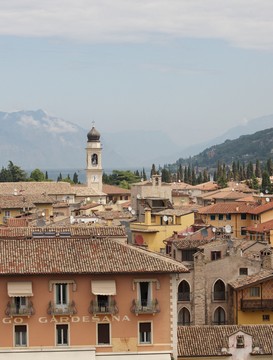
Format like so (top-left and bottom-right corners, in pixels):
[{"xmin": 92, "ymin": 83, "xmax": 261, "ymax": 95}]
[
  {"xmin": 178, "ymin": 307, "xmax": 191, "ymax": 326},
  {"xmin": 213, "ymin": 307, "xmax": 226, "ymax": 325},
  {"xmin": 213, "ymin": 279, "xmax": 226, "ymax": 301},
  {"xmin": 91, "ymin": 153, "xmax": 98, "ymax": 165},
  {"xmin": 178, "ymin": 280, "xmax": 190, "ymax": 301}
]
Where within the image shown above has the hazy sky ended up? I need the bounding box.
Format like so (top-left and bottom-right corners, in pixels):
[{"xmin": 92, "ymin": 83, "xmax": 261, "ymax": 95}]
[{"xmin": 1, "ymin": 0, "xmax": 273, "ymax": 146}]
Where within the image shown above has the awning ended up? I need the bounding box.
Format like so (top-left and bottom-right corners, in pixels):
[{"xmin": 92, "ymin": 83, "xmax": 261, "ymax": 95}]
[
  {"xmin": 91, "ymin": 280, "xmax": 116, "ymax": 295},
  {"xmin": 7, "ymin": 282, "xmax": 33, "ymax": 297}
]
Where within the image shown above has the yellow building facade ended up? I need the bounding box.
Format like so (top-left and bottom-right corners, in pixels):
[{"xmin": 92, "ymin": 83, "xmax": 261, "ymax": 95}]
[{"xmin": 130, "ymin": 208, "xmax": 194, "ymax": 252}]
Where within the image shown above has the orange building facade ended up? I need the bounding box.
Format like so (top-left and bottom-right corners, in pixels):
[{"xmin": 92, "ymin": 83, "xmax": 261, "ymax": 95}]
[{"xmin": 0, "ymin": 236, "xmax": 187, "ymax": 359}]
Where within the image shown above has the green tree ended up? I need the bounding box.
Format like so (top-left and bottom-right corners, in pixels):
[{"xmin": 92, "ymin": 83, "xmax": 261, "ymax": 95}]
[
  {"xmin": 255, "ymin": 160, "xmax": 262, "ymax": 178},
  {"xmin": 142, "ymin": 168, "xmax": 147, "ymax": 181},
  {"xmin": 249, "ymin": 175, "xmax": 259, "ymax": 190},
  {"xmin": 73, "ymin": 172, "xmax": 79, "ymax": 184},
  {"xmin": 57, "ymin": 173, "xmax": 63, "ymax": 181},
  {"xmin": 1, "ymin": 161, "xmax": 28, "ymax": 182},
  {"xmin": 161, "ymin": 168, "xmax": 171, "ymax": 183},
  {"xmin": 30, "ymin": 168, "xmax": 45, "ymax": 182},
  {"xmin": 266, "ymin": 158, "xmax": 273, "ymax": 176},
  {"xmin": 150, "ymin": 164, "xmax": 157, "ymax": 178},
  {"xmin": 261, "ymin": 170, "xmax": 271, "ymax": 193},
  {"xmin": 246, "ymin": 161, "xmax": 254, "ymax": 179}
]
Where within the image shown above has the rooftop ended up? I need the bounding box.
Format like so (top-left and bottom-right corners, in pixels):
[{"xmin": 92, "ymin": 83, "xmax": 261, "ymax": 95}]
[
  {"xmin": 178, "ymin": 325, "xmax": 273, "ymax": 357},
  {"xmin": 0, "ymin": 237, "xmax": 189, "ymax": 275}
]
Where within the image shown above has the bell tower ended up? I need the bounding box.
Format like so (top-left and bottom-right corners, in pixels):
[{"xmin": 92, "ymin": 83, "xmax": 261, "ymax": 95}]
[{"xmin": 86, "ymin": 123, "xmax": 103, "ymax": 192}]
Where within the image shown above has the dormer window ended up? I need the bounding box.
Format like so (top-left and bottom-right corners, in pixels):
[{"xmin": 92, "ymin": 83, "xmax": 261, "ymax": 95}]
[{"xmin": 236, "ymin": 335, "xmax": 245, "ymax": 348}]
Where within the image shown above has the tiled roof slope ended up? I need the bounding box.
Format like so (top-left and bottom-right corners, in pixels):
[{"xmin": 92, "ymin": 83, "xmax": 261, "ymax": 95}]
[
  {"xmin": 247, "ymin": 219, "xmax": 273, "ymax": 232},
  {"xmin": 0, "ymin": 194, "xmax": 54, "ymax": 209},
  {"xmin": 102, "ymin": 184, "xmax": 131, "ymax": 194},
  {"xmin": 198, "ymin": 201, "xmax": 273, "ymax": 215},
  {"xmin": 0, "ymin": 182, "xmax": 74, "ymax": 195},
  {"xmin": 178, "ymin": 325, "xmax": 273, "ymax": 356},
  {"xmin": 0, "ymin": 226, "xmax": 127, "ymax": 238},
  {"xmin": 229, "ymin": 269, "xmax": 273, "ymax": 289},
  {"xmin": 198, "ymin": 202, "xmax": 255, "ymax": 214},
  {"xmin": 0, "ymin": 237, "xmax": 188, "ymax": 275}
]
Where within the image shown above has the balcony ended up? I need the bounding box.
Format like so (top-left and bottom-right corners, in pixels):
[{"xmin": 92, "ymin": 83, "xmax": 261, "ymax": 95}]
[
  {"xmin": 89, "ymin": 299, "xmax": 118, "ymax": 315},
  {"xmin": 241, "ymin": 298, "xmax": 273, "ymax": 311},
  {"xmin": 47, "ymin": 301, "xmax": 77, "ymax": 315},
  {"xmin": 6, "ymin": 301, "xmax": 34, "ymax": 317},
  {"xmin": 131, "ymin": 299, "xmax": 160, "ymax": 315},
  {"xmin": 212, "ymin": 291, "xmax": 227, "ymax": 302},
  {"xmin": 178, "ymin": 292, "xmax": 191, "ymax": 302}
]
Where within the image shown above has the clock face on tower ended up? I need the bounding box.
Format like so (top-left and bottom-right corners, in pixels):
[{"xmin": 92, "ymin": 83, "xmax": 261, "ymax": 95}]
[{"xmin": 92, "ymin": 175, "xmax": 98, "ymax": 182}]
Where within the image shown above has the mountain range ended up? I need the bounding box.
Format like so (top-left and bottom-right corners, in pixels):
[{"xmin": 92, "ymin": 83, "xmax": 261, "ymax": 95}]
[{"xmin": 0, "ymin": 109, "xmax": 272, "ymax": 171}]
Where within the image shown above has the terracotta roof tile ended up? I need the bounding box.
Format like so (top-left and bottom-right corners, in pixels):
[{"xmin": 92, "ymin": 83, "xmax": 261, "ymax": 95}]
[
  {"xmin": 198, "ymin": 202, "xmax": 256, "ymax": 214},
  {"xmin": 0, "ymin": 182, "xmax": 73, "ymax": 195},
  {"xmin": 0, "ymin": 226, "xmax": 127, "ymax": 239},
  {"xmin": 102, "ymin": 184, "xmax": 131, "ymax": 195},
  {"xmin": 246, "ymin": 219, "xmax": 273, "ymax": 232},
  {"xmin": 229, "ymin": 269, "xmax": 273, "ymax": 289},
  {"xmin": 0, "ymin": 237, "xmax": 188, "ymax": 275},
  {"xmin": 178, "ymin": 325, "xmax": 273, "ymax": 356}
]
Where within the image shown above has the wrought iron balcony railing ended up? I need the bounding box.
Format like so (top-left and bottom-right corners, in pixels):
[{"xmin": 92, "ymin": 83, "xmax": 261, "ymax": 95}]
[
  {"xmin": 89, "ymin": 299, "xmax": 118, "ymax": 315},
  {"xmin": 6, "ymin": 300, "xmax": 35, "ymax": 317},
  {"xmin": 241, "ymin": 298, "xmax": 273, "ymax": 311},
  {"xmin": 47, "ymin": 301, "xmax": 77, "ymax": 315},
  {"xmin": 130, "ymin": 299, "xmax": 160, "ymax": 315}
]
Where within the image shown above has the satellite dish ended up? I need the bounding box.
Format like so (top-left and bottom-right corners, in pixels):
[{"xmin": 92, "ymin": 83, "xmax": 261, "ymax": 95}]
[
  {"xmin": 266, "ymin": 197, "xmax": 270, "ymax": 203},
  {"xmin": 137, "ymin": 194, "xmax": 141, "ymax": 199},
  {"xmin": 212, "ymin": 227, "xmax": 216, "ymax": 233},
  {"xmin": 260, "ymin": 192, "xmax": 264, "ymax": 197},
  {"xmin": 225, "ymin": 224, "xmax": 232, "ymax": 234},
  {"xmin": 131, "ymin": 209, "xmax": 136, "ymax": 215},
  {"xmin": 163, "ymin": 215, "xmax": 168, "ymax": 222},
  {"xmin": 168, "ymin": 216, "xmax": 173, "ymax": 223},
  {"xmin": 128, "ymin": 206, "xmax": 132, "ymax": 211}
]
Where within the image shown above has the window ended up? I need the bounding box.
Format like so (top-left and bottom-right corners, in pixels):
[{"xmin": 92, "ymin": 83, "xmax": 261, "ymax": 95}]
[
  {"xmin": 250, "ymin": 287, "xmax": 260, "ymax": 297},
  {"xmin": 96, "ymin": 295, "xmax": 110, "ymax": 312},
  {"xmin": 4, "ymin": 210, "xmax": 11, "ymax": 217},
  {"xmin": 218, "ymin": 214, "xmax": 224, "ymax": 220},
  {"xmin": 239, "ymin": 268, "xmax": 248, "ymax": 275},
  {"xmin": 213, "ymin": 307, "xmax": 226, "ymax": 325},
  {"xmin": 55, "ymin": 283, "xmax": 68, "ymax": 306},
  {"xmin": 178, "ymin": 280, "xmax": 190, "ymax": 301},
  {"xmin": 213, "ymin": 280, "xmax": 226, "ymax": 301},
  {"xmin": 210, "ymin": 215, "xmax": 216, "ymax": 220},
  {"xmin": 236, "ymin": 335, "xmax": 245, "ymax": 348},
  {"xmin": 91, "ymin": 153, "xmax": 98, "ymax": 165},
  {"xmin": 182, "ymin": 249, "xmax": 197, "ymax": 262},
  {"xmin": 13, "ymin": 297, "xmax": 27, "ymax": 314},
  {"xmin": 138, "ymin": 282, "xmax": 151, "ymax": 308},
  {"xmin": 211, "ymin": 251, "xmax": 221, "ymax": 261},
  {"xmin": 56, "ymin": 324, "xmax": 68, "ymax": 346},
  {"xmin": 178, "ymin": 307, "xmax": 191, "ymax": 326},
  {"xmin": 226, "ymin": 214, "xmax": 231, "ymax": 220},
  {"xmin": 97, "ymin": 323, "xmax": 110, "ymax": 345},
  {"xmin": 241, "ymin": 227, "xmax": 247, "ymax": 236},
  {"xmin": 15, "ymin": 325, "xmax": 27, "ymax": 346},
  {"xmin": 139, "ymin": 322, "xmax": 151, "ymax": 344},
  {"xmin": 241, "ymin": 213, "xmax": 247, "ymax": 220},
  {"xmin": 263, "ymin": 314, "xmax": 270, "ymax": 321}
]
